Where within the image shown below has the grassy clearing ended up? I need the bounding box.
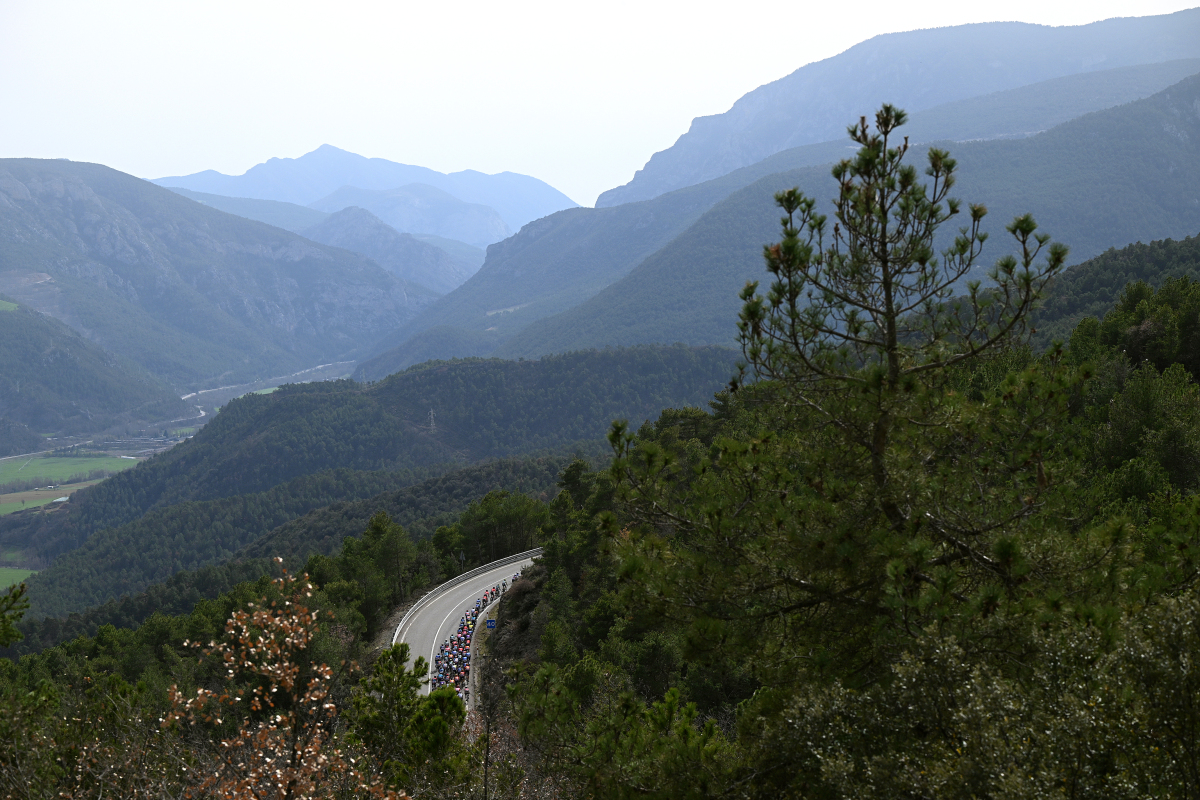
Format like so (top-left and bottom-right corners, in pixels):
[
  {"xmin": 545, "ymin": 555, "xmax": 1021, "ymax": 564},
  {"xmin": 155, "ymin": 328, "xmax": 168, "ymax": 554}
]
[
  {"xmin": 0, "ymin": 497, "xmax": 56, "ymax": 516},
  {"xmin": 0, "ymin": 300, "xmax": 16, "ymax": 312},
  {"xmin": 0, "ymin": 456, "xmax": 139, "ymax": 488},
  {"xmin": 0, "ymin": 481, "xmax": 100, "ymax": 517},
  {"xmin": 0, "ymin": 567, "xmax": 35, "ymax": 587}
]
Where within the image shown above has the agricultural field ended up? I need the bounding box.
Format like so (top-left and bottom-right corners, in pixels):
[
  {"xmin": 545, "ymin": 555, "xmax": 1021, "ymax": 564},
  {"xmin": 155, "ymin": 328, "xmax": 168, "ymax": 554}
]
[
  {"xmin": 0, "ymin": 299, "xmax": 17, "ymax": 311},
  {"xmin": 0, "ymin": 455, "xmax": 140, "ymax": 490},
  {"xmin": 0, "ymin": 481, "xmax": 100, "ymax": 517},
  {"xmin": 0, "ymin": 567, "xmax": 35, "ymax": 588}
]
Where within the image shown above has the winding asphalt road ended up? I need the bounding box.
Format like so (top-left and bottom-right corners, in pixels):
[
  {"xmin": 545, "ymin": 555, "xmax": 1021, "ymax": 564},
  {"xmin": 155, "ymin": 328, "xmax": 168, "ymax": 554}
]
[{"xmin": 392, "ymin": 555, "xmax": 537, "ymax": 695}]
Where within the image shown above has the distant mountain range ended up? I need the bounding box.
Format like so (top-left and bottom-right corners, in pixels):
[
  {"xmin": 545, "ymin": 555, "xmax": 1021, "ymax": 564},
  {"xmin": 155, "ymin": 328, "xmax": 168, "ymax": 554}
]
[
  {"xmin": 7, "ymin": 10, "xmax": 1198, "ymax": 406},
  {"xmin": 154, "ymin": 144, "xmax": 577, "ymax": 237},
  {"xmin": 162, "ymin": 187, "xmax": 486, "ymax": 285},
  {"xmin": 0, "ymin": 159, "xmax": 434, "ymax": 391},
  {"xmin": 597, "ymin": 8, "xmax": 1200, "ymax": 207},
  {"xmin": 497, "ymin": 73, "xmax": 1200, "ymax": 360},
  {"xmin": 356, "ymin": 67, "xmax": 1200, "ymax": 377},
  {"xmin": 300, "ymin": 207, "xmax": 472, "ymax": 294},
  {"xmin": 308, "ymin": 183, "xmax": 509, "ymax": 249},
  {"xmin": 164, "ymin": 187, "xmax": 328, "ymax": 233}
]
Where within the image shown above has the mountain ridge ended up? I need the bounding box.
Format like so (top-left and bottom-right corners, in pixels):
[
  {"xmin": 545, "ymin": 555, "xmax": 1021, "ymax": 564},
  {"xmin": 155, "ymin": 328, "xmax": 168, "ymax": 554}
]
[
  {"xmin": 300, "ymin": 207, "xmax": 472, "ymax": 294},
  {"xmin": 597, "ymin": 9, "xmax": 1200, "ymax": 207},
  {"xmin": 0, "ymin": 297, "xmax": 188, "ymax": 439},
  {"xmin": 309, "ymin": 183, "xmax": 510, "ymax": 248},
  {"xmin": 361, "ymin": 61, "xmax": 1200, "ymax": 374},
  {"xmin": 499, "ymin": 72, "xmax": 1200, "ymax": 359},
  {"xmin": 154, "ymin": 144, "xmax": 577, "ymax": 233},
  {"xmin": 0, "ymin": 159, "xmax": 432, "ymax": 390}
]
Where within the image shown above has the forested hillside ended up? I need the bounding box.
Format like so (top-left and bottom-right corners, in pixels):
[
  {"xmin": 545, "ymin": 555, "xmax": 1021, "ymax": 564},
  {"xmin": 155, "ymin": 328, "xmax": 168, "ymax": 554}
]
[
  {"xmin": 0, "ymin": 418, "xmax": 43, "ymax": 458},
  {"xmin": 499, "ymin": 74, "xmax": 1200, "ymax": 358},
  {"xmin": 0, "ymin": 159, "xmax": 430, "ymax": 389},
  {"xmin": 360, "ymin": 189, "xmax": 723, "ymax": 368},
  {"xmin": 0, "ymin": 346, "xmax": 734, "ymax": 609},
  {"xmin": 0, "ymin": 299, "xmax": 187, "ymax": 440},
  {"xmin": 19, "ymin": 455, "xmax": 573, "ymax": 622},
  {"xmin": 1034, "ymin": 234, "xmax": 1200, "ymax": 345}
]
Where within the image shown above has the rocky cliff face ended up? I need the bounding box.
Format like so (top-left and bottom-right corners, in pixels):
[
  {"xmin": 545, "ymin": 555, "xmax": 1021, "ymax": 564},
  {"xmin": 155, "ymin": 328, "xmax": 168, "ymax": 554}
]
[{"xmin": 0, "ymin": 159, "xmax": 431, "ymax": 389}]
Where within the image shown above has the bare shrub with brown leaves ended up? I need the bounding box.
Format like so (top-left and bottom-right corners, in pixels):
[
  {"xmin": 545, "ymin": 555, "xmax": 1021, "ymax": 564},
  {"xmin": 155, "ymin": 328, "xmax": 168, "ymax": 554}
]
[{"xmin": 163, "ymin": 560, "xmax": 406, "ymax": 800}]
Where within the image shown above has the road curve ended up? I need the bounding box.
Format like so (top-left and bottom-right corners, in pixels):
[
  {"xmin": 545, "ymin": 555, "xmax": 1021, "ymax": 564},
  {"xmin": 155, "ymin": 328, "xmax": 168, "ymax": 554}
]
[{"xmin": 392, "ymin": 553, "xmax": 538, "ymax": 695}]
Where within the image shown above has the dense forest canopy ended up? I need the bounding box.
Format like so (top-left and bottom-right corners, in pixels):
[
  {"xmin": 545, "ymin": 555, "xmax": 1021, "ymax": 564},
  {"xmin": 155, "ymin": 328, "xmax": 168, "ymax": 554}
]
[
  {"xmin": 12, "ymin": 455, "xmax": 574, "ymax": 625},
  {"xmin": 0, "ymin": 343, "xmax": 735, "ymax": 573}
]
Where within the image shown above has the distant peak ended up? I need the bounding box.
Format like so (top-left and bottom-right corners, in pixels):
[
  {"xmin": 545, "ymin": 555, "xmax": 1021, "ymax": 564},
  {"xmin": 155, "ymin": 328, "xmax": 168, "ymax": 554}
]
[{"xmin": 302, "ymin": 144, "xmax": 360, "ymax": 160}]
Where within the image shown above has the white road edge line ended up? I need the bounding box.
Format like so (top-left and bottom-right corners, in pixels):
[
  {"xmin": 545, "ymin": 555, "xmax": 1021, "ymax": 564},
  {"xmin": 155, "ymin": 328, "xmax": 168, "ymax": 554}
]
[{"xmin": 392, "ymin": 548, "xmax": 542, "ymax": 649}]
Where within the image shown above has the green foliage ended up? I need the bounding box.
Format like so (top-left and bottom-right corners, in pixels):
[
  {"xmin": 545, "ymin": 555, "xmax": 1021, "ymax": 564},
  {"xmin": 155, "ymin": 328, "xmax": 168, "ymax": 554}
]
[
  {"xmin": 1100, "ymin": 277, "xmax": 1200, "ymax": 376},
  {"xmin": 432, "ymin": 490, "xmax": 549, "ymax": 576},
  {"xmin": 346, "ymin": 643, "xmax": 471, "ymax": 792},
  {"xmin": 19, "ymin": 468, "xmax": 430, "ymax": 620},
  {"xmin": 488, "ymin": 105, "xmax": 1200, "ymax": 798},
  {"xmin": 516, "ymin": 669, "xmax": 728, "ymax": 800},
  {"xmin": 0, "ymin": 670, "xmax": 189, "ymax": 796},
  {"xmin": 1092, "ymin": 363, "xmax": 1200, "ymax": 492},
  {"xmin": 6, "ymin": 559, "xmax": 275, "ymax": 658},
  {"xmin": 0, "ymin": 583, "xmax": 28, "ymax": 648},
  {"xmin": 0, "ymin": 490, "xmax": 537, "ymax": 794},
  {"xmin": 18, "ymin": 456, "xmax": 571, "ymax": 623},
  {"xmin": 304, "ymin": 511, "xmax": 424, "ymax": 640},
  {"xmin": 1035, "ymin": 234, "xmax": 1200, "ymax": 347},
  {"xmin": 607, "ymin": 106, "xmax": 1077, "ymax": 682}
]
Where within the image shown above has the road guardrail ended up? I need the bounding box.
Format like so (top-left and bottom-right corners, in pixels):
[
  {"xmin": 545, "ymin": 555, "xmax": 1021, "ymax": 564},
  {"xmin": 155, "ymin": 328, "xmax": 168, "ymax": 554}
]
[{"xmin": 391, "ymin": 547, "xmax": 543, "ymax": 646}]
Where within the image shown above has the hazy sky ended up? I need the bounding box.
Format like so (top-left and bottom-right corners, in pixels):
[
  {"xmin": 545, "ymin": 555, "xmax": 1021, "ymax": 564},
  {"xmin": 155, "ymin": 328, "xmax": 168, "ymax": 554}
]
[{"xmin": 1, "ymin": 1, "xmax": 1196, "ymax": 206}]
